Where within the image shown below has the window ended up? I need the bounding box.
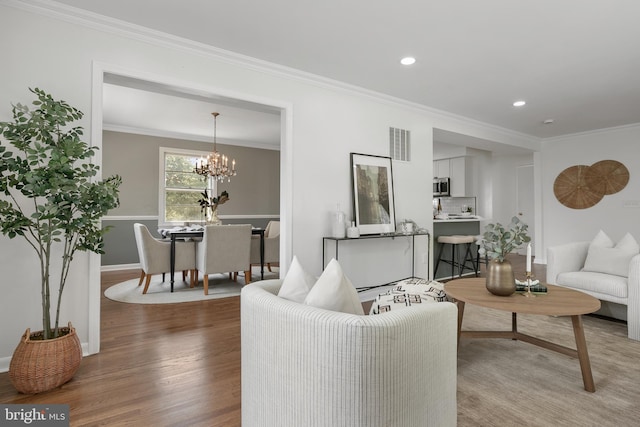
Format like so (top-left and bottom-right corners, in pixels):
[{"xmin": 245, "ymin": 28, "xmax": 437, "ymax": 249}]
[{"xmin": 160, "ymin": 147, "xmax": 210, "ymax": 224}]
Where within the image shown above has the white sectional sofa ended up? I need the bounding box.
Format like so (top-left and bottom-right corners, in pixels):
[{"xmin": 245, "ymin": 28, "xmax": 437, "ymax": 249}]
[
  {"xmin": 240, "ymin": 279, "xmax": 458, "ymax": 427},
  {"xmin": 547, "ymin": 235, "xmax": 640, "ymax": 341}
]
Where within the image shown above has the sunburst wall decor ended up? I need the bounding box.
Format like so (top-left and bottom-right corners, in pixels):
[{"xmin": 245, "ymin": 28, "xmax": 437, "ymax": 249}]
[{"xmin": 553, "ymin": 160, "xmax": 629, "ymax": 209}]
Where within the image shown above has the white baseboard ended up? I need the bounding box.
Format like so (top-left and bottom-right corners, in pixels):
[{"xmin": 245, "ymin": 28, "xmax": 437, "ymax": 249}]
[{"xmin": 101, "ymin": 263, "xmax": 140, "ymax": 272}]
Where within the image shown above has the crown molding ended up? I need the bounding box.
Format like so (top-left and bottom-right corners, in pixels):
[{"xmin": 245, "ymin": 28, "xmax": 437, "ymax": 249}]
[
  {"xmin": 542, "ymin": 121, "xmax": 640, "ymax": 144},
  {"xmin": 103, "ymin": 123, "xmax": 280, "ymax": 151},
  {"xmin": 5, "ymin": 0, "xmax": 538, "ymax": 147}
]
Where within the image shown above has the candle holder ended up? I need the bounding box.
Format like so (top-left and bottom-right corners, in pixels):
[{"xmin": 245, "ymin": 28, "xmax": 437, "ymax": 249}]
[{"xmin": 523, "ymin": 272, "xmax": 536, "ymax": 298}]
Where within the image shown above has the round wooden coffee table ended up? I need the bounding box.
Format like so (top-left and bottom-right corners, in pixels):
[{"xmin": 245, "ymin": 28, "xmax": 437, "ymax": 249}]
[{"xmin": 444, "ymin": 278, "xmax": 601, "ymax": 392}]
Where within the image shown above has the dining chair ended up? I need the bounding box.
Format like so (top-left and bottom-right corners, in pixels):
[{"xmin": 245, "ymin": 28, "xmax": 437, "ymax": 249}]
[
  {"xmin": 133, "ymin": 223, "xmax": 196, "ymax": 294},
  {"xmin": 245, "ymin": 220, "xmax": 280, "ymax": 284},
  {"xmin": 264, "ymin": 220, "xmax": 280, "ymax": 272},
  {"xmin": 195, "ymin": 224, "xmax": 252, "ymax": 294}
]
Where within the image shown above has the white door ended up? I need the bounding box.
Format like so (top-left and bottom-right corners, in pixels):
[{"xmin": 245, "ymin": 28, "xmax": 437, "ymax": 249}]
[{"xmin": 516, "ymin": 165, "xmax": 534, "ymax": 255}]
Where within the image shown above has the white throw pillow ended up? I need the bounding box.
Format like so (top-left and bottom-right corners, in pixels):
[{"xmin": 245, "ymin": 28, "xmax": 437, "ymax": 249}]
[
  {"xmin": 304, "ymin": 258, "xmax": 365, "ymax": 315},
  {"xmin": 277, "ymin": 256, "xmax": 316, "ymax": 303},
  {"xmin": 583, "ymin": 231, "xmax": 639, "ymax": 277},
  {"xmin": 588, "ymin": 229, "xmax": 614, "ymax": 249}
]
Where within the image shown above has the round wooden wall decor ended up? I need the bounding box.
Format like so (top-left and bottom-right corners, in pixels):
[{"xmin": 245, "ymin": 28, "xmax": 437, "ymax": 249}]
[
  {"xmin": 584, "ymin": 160, "xmax": 629, "ymax": 195},
  {"xmin": 553, "ymin": 165, "xmax": 604, "ymax": 209}
]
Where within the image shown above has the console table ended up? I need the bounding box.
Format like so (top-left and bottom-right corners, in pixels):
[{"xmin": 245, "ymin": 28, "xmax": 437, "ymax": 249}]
[{"xmin": 322, "ymin": 232, "xmax": 430, "ymax": 291}]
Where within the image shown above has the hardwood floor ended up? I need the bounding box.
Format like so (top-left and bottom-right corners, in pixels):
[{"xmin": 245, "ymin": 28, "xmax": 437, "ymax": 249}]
[
  {"xmin": 0, "ymin": 270, "xmax": 243, "ymax": 426},
  {"xmin": 0, "ymin": 254, "xmax": 544, "ymax": 426}
]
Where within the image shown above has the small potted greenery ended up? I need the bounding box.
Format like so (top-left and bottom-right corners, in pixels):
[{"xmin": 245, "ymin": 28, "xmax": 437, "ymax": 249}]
[
  {"xmin": 0, "ymin": 88, "xmax": 122, "ymax": 393},
  {"xmin": 479, "ymin": 216, "xmax": 531, "ymax": 295}
]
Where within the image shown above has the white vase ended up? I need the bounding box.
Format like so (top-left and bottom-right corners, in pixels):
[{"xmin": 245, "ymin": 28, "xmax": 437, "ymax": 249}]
[{"xmin": 331, "ymin": 204, "xmax": 346, "ymax": 238}]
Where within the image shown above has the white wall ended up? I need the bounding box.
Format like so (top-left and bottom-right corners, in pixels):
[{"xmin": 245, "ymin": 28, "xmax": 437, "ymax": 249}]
[
  {"xmin": 540, "ymin": 125, "xmax": 640, "ymax": 259},
  {"xmin": 0, "ymin": 3, "xmax": 539, "ymax": 368},
  {"xmin": 491, "ymin": 153, "xmax": 535, "ymax": 226},
  {"xmin": 433, "ymin": 142, "xmax": 467, "ymax": 159}
]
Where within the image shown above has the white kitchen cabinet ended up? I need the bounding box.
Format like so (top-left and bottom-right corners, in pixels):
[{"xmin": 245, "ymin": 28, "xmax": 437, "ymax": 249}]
[
  {"xmin": 434, "ymin": 156, "xmax": 475, "ymax": 196},
  {"xmin": 450, "ymin": 157, "xmax": 465, "ymax": 196},
  {"xmin": 433, "ymin": 159, "xmax": 450, "ymax": 178},
  {"xmin": 449, "ymin": 156, "xmax": 475, "ymax": 197}
]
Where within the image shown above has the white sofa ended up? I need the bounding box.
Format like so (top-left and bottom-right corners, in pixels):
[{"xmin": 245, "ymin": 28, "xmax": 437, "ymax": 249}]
[
  {"xmin": 241, "ymin": 279, "xmax": 458, "ymax": 427},
  {"xmin": 547, "ymin": 241, "xmax": 640, "ymax": 341}
]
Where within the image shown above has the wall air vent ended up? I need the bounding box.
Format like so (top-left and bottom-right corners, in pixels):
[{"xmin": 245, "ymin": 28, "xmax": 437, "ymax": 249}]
[{"xmin": 389, "ymin": 127, "xmax": 410, "ymax": 162}]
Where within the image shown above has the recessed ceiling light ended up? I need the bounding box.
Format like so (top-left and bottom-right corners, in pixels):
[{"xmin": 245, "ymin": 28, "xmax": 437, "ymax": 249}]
[
  {"xmin": 543, "ymin": 119, "xmax": 554, "ymax": 124},
  {"xmin": 513, "ymin": 100, "xmax": 526, "ymax": 107},
  {"xmin": 400, "ymin": 57, "xmax": 416, "ymax": 66}
]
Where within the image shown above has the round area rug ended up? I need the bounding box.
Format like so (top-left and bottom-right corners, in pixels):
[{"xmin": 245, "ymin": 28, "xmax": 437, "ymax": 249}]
[{"xmin": 105, "ymin": 266, "xmax": 279, "ymax": 304}]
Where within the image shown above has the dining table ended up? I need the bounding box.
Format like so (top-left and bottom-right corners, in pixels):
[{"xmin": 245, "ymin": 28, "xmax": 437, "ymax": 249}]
[{"xmin": 166, "ymin": 228, "xmax": 265, "ymax": 292}]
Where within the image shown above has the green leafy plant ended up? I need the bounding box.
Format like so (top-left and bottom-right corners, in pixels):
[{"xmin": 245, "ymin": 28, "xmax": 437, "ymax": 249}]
[
  {"xmin": 197, "ymin": 189, "xmax": 229, "ymax": 214},
  {"xmin": 0, "ymin": 88, "xmax": 122, "ymax": 339},
  {"xmin": 480, "ymin": 216, "xmax": 531, "ymax": 262}
]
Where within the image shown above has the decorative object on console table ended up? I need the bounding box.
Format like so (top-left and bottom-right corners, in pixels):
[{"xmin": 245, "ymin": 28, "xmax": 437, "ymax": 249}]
[
  {"xmin": 331, "ymin": 203, "xmax": 346, "ymax": 238},
  {"xmin": 198, "ymin": 189, "xmax": 229, "ymax": 225},
  {"xmin": 350, "ymin": 153, "xmax": 396, "ymax": 235},
  {"xmin": 346, "ymin": 221, "xmax": 360, "ymax": 238},
  {"xmin": 479, "ymin": 216, "xmax": 531, "ymax": 296},
  {"xmin": 0, "ymin": 88, "xmax": 122, "ymax": 393},
  {"xmin": 399, "ymin": 219, "xmax": 417, "ymax": 234}
]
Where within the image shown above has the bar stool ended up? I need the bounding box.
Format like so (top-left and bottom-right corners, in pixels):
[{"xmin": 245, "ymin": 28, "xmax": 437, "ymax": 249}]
[{"xmin": 435, "ymin": 235, "xmax": 476, "ymax": 279}]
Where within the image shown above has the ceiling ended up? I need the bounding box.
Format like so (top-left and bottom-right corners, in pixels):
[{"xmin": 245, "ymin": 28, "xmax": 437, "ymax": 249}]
[
  {"xmin": 52, "ymin": 0, "xmax": 640, "ymax": 145},
  {"xmin": 102, "ymin": 75, "xmax": 282, "ymax": 149}
]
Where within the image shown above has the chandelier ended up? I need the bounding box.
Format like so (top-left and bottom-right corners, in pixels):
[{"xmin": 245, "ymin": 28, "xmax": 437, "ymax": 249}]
[{"xmin": 194, "ymin": 112, "xmax": 237, "ymax": 181}]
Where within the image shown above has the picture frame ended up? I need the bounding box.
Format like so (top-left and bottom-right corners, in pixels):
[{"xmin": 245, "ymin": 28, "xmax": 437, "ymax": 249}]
[{"xmin": 350, "ymin": 153, "xmax": 396, "ymax": 235}]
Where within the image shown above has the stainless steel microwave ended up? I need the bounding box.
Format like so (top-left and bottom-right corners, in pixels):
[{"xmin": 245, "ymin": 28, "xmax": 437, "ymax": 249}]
[{"xmin": 433, "ymin": 177, "xmax": 450, "ymax": 196}]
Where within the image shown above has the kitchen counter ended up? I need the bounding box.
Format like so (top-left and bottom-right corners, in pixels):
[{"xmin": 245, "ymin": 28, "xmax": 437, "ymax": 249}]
[{"xmin": 433, "ymin": 215, "xmax": 484, "ymax": 223}]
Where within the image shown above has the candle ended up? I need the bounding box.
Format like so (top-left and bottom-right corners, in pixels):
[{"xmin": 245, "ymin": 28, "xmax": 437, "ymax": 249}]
[{"xmin": 526, "ymin": 243, "xmax": 532, "ymax": 273}]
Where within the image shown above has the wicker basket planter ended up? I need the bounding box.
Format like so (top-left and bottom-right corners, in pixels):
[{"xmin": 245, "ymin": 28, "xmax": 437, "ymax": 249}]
[{"xmin": 9, "ymin": 322, "xmax": 82, "ymax": 394}]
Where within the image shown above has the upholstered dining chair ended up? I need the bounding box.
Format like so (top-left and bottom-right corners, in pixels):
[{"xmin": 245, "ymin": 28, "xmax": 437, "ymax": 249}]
[
  {"xmin": 133, "ymin": 223, "xmax": 196, "ymax": 294},
  {"xmin": 245, "ymin": 220, "xmax": 280, "ymax": 284},
  {"xmin": 195, "ymin": 224, "xmax": 252, "ymax": 294}
]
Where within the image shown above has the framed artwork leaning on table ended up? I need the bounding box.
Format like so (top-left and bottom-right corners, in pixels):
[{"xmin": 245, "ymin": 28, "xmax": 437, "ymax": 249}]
[{"xmin": 350, "ymin": 153, "xmax": 396, "ymax": 235}]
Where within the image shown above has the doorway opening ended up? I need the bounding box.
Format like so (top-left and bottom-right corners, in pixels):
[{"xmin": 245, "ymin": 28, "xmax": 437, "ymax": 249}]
[{"xmin": 88, "ymin": 64, "xmax": 292, "ymax": 354}]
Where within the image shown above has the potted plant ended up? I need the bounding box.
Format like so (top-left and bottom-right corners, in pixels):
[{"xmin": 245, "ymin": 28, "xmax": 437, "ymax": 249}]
[
  {"xmin": 197, "ymin": 189, "xmax": 229, "ymax": 225},
  {"xmin": 0, "ymin": 88, "xmax": 122, "ymax": 393},
  {"xmin": 479, "ymin": 216, "xmax": 531, "ymax": 296}
]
